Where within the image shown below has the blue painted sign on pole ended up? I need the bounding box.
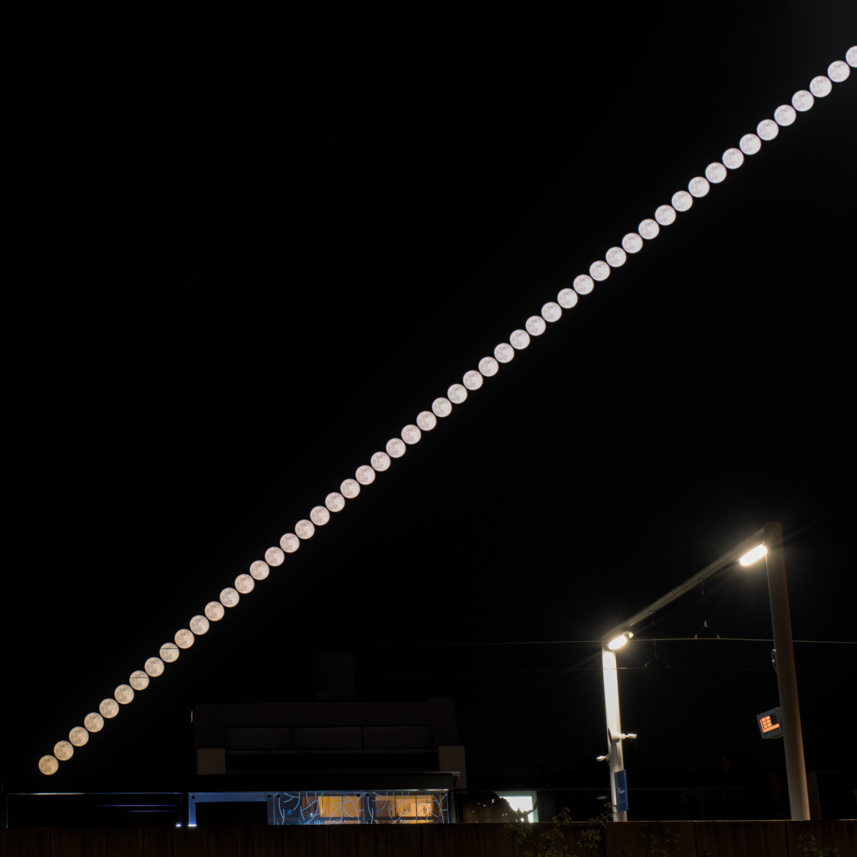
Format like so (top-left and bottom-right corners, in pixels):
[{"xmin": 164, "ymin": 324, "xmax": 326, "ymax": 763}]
[{"xmin": 614, "ymin": 770, "xmax": 628, "ymax": 814}]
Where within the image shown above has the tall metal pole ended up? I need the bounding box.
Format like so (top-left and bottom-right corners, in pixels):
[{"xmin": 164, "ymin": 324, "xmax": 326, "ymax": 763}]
[
  {"xmin": 601, "ymin": 646, "xmax": 627, "ymax": 822},
  {"xmin": 763, "ymin": 520, "xmax": 810, "ymax": 820}
]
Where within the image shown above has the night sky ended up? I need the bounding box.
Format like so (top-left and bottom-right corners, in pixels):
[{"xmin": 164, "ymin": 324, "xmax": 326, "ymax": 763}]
[{"xmin": 4, "ymin": 4, "xmax": 856, "ymax": 800}]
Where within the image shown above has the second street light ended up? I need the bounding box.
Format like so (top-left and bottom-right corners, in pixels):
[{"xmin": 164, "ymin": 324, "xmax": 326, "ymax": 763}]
[{"xmin": 599, "ymin": 522, "xmax": 810, "ymax": 821}]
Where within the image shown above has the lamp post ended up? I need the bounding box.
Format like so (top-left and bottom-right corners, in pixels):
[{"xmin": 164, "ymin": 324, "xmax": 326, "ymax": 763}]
[
  {"xmin": 599, "ymin": 522, "xmax": 810, "ymax": 820},
  {"xmin": 757, "ymin": 520, "xmax": 810, "ymax": 820},
  {"xmin": 601, "ymin": 634, "xmax": 634, "ymax": 822}
]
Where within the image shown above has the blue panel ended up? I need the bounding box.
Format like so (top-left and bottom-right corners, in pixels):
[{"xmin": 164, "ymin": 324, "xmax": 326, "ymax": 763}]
[{"xmin": 614, "ymin": 770, "xmax": 629, "ymax": 814}]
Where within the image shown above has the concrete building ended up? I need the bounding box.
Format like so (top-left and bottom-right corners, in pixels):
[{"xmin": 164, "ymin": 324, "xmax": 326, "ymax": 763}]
[{"xmin": 189, "ymin": 696, "xmax": 466, "ymax": 825}]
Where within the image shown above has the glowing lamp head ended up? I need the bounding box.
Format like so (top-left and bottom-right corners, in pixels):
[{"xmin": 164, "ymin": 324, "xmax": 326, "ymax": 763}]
[
  {"xmin": 607, "ymin": 632, "xmax": 633, "ymax": 650},
  {"xmin": 739, "ymin": 544, "xmax": 767, "ymax": 566}
]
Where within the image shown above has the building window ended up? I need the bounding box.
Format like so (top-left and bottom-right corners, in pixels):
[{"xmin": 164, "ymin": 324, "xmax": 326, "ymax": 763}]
[
  {"xmin": 270, "ymin": 790, "xmax": 449, "ymax": 825},
  {"xmin": 374, "ymin": 793, "xmax": 436, "ymax": 823},
  {"xmin": 314, "ymin": 793, "xmax": 363, "ymax": 824}
]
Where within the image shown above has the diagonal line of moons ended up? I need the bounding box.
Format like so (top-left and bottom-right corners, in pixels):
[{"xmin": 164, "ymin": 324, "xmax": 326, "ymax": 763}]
[{"xmin": 37, "ymin": 49, "xmax": 855, "ymax": 776}]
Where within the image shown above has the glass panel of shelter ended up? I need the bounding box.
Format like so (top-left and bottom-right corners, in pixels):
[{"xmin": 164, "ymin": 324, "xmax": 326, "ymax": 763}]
[{"xmin": 270, "ymin": 791, "xmax": 448, "ymax": 824}]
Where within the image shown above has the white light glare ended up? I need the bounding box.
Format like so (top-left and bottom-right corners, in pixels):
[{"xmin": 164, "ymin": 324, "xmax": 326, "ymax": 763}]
[
  {"xmin": 607, "ymin": 632, "xmax": 633, "ymax": 650},
  {"xmin": 739, "ymin": 544, "xmax": 767, "ymax": 566},
  {"xmin": 504, "ymin": 795, "xmax": 535, "ymax": 822}
]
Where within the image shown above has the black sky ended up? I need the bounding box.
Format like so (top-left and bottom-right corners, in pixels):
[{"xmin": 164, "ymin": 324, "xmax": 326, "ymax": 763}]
[{"xmin": 4, "ymin": 3, "xmax": 856, "ymax": 795}]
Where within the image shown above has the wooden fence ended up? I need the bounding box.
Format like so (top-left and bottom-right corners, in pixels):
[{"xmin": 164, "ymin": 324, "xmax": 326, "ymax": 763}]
[{"xmin": 1, "ymin": 820, "xmax": 854, "ymax": 857}]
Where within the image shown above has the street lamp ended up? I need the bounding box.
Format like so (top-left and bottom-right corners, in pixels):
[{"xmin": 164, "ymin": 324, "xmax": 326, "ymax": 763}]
[
  {"xmin": 607, "ymin": 632, "xmax": 633, "ymax": 651},
  {"xmin": 745, "ymin": 521, "xmax": 810, "ymax": 821},
  {"xmin": 739, "ymin": 544, "xmax": 767, "ymax": 566},
  {"xmin": 599, "ymin": 522, "xmax": 810, "ymax": 821}
]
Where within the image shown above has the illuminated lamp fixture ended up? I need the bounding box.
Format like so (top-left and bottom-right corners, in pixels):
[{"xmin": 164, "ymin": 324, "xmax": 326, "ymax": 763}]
[
  {"xmin": 739, "ymin": 544, "xmax": 767, "ymax": 566},
  {"xmin": 607, "ymin": 632, "xmax": 633, "ymax": 651}
]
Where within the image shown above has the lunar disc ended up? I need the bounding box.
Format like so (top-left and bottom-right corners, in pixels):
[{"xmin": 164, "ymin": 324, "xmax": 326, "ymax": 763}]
[
  {"xmin": 160, "ymin": 642, "xmax": 180, "ymax": 662},
  {"xmin": 84, "ymin": 712, "xmax": 105, "ymax": 732},
  {"xmin": 249, "ymin": 560, "xmax": 270, "ymax": 580},
  {"xmin": 144, "ymin": 657, "xmax": 165, "ymax": 677},
  {"xmin": 69, "ymin": 726, "xmax": 89, "ymax": 746},
  {"xmin": 39, "ymin": 755, "xmax": 59, "ymax": 775},
  {"xmin": 54, "ymin": 740, "xmax": 74, "ymax": 761},
  {"xmin": 99, "ymin": 698, "xmax": 119, "ymax": 719},
  {"xmin": 219, "ymin": 588, "xmax": 240, "ymax": 608},
  {"xmin": 205, "ymin": 602, "xmax": 226, "ymax": 621},
  {"xmin": 129, "ymin": 670, "xmax": 150, "ymax": 690},
  {"xmin": 114, "ymin": 684, "xmax": 135, "ymax": 704},
  {"xmin": 190, "ymin": 614, "xmax": 210, "ymax": 635},
  {"xmin": 235, "ymin": 574, "xmax": 255, "ymax": 594},
  {"xmin": 175, "ymin": 629, "xmax": 195, "ymax": 649}
]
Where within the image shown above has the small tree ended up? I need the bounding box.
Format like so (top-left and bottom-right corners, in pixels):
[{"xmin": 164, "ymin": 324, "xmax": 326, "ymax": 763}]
[
  {"xmin": 798, "ymin": 833, "xmax": 839, "ymax": 857},
  {"xmin": 507, "ymin": 804, "xmax": 612, "ymax": 857},
  {"xmin": 508, "ymin": 806, "xmax": 697, "ymax": 857}
]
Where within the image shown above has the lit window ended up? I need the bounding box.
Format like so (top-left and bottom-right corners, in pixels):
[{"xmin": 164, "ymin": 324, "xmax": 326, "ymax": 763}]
[
  {"xmin": 315, "ymin": 793, "xmax": 364, "ymax": 824},
  {"xmin": 374, "ymin": 793, "xmax": 436, "ymax": 823}
]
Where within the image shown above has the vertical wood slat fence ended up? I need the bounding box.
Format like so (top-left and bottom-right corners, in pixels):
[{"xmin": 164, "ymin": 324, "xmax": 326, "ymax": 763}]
[{"xmin": 1, "ymin": 820, "xmax": 855, "ymax": 857}]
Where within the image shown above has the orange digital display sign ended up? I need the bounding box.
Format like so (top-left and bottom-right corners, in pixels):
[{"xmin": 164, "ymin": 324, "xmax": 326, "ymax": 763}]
[
  {"xmin": 757, "ymin": 707, "xmax": 783, "ymax": 739},
  {"xmin": 759, "ymin": 713, "xmax": 779, "ymax": 733}
]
